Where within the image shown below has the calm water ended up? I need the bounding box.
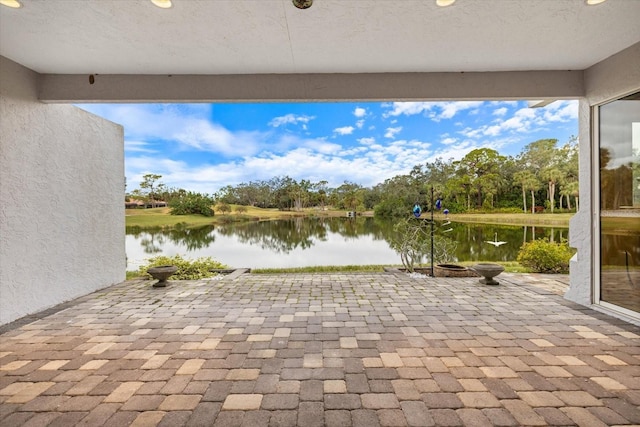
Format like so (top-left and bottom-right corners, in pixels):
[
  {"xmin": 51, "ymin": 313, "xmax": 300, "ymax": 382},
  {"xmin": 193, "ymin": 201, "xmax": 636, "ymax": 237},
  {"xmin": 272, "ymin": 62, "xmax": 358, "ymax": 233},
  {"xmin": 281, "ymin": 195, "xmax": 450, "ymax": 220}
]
[{"xmin": 126, "ymin": 217, "xmax": 569, "ymax": 270}]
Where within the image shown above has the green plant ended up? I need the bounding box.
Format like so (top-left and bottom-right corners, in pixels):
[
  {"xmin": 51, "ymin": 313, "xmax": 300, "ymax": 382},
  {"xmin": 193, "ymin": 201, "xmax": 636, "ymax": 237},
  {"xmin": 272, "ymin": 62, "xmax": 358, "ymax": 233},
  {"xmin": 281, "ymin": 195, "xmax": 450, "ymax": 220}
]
[
  {"xmin": 169, "ymin": 192, "xmax": 215, "ymax": 216},
  {"xmin": 373, "ymin": 198, "xmax": 409, "ymax": 218},
  {"xmin": 516, "ymin": 239, "xmax": 574, "ymax": 273},
  {"xmin": 253, "ymin": 265, "xmax": 386, "ymax": 274},
  {"xmin": 138, "ymin": 254, "xmax": 228, "ymax": 280}
]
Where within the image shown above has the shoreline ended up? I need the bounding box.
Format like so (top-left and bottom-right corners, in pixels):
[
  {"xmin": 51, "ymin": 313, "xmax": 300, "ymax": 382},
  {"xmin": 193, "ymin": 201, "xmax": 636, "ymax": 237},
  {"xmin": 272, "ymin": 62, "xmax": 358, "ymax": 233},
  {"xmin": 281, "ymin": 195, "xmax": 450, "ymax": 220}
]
[{"xmin": 126, "ymin": 208, "xmax": 572, "ymax": 229}]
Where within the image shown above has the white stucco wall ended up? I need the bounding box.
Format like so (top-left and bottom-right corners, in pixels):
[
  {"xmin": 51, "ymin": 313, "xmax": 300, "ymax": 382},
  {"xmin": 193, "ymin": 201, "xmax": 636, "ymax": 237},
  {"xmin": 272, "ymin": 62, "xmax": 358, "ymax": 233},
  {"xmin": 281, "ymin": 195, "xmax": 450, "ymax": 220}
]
[
  {"xmin": 0, "ymin": 56, "xmax": 125, "ymax": 325},
  {"xmin": 566, "ymin": 99, "xmax": 594, "ymax": 306},
  {"xmin": 566, "ymin": 42, "xmax": 640, "ymax": 310}
]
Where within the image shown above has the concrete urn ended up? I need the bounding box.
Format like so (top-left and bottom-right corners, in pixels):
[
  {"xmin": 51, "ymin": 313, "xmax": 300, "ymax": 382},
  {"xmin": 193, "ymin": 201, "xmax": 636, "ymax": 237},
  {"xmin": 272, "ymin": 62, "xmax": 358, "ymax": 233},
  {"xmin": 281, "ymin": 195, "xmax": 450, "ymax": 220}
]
[
  {"xmin": 470, "ymin": 263, "xmax": 505, "ymax": 286},
  {"xmin": 147, "ymin": 265, "xmax": 178, "ymax": 287}
]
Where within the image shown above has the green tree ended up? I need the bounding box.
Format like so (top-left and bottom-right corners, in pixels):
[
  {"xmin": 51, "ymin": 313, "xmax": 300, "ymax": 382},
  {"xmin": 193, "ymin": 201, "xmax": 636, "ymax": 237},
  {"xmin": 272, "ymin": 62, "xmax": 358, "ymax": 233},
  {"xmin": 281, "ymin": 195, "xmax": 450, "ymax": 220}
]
[
  {"xmin": 513, "ymin": 170, "xmax": 539, "ymax": 213},
  {"xmin": 520, "ymin": 139, "xmax": 565, "ymax": 212},
  {"xmin": 558, "ymin": 137, "xmax": 579, "ymax": 210},
  {"xmin": 312, "ymin": 180, "xmax": 329, "ymax": 210},
  {"xmin": 139, "ymin": 173, "xmax": 164, "ymax": 208},
  {"xmin": 217, "ymin": 202, "xmax": 231, "ymax": 215},
  {"xmin": 541, "ymin": 166, "xmax": 564, "ymax": 213},
  {"xmin": 334, "ymin": 181, "xmax": 365, "ymax": 211},
  {"xmin": 372, "ymin": 175, "xmax": 421, "ymax": 218},
  {"xmin": 289, "ymin": 179, "xmax": 312, "ymax": 211},
  {"xmin": 457, "ymin": 148, "xmax": 505, "ymax": 209}
]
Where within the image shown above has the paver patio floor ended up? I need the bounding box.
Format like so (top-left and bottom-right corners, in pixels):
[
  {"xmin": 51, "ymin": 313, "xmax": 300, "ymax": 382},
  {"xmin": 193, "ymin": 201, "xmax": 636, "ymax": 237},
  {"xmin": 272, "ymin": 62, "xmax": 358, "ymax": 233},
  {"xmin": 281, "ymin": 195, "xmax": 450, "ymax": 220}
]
[{"xmin": 1, "ymin": 272, "xmax": 639, "ymax": 426}]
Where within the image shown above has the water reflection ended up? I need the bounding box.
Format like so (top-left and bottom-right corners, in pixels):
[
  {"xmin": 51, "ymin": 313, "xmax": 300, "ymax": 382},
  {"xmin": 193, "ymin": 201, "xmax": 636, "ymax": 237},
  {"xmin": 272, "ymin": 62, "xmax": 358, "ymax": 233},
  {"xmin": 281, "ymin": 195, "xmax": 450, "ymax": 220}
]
[
  {"xmin": 126, "ymin": 217, "xmax": 569, "ymax": 270},
  {"xmin": 600, "ymin": 228, "xmax": 640, "ymax": 313}
]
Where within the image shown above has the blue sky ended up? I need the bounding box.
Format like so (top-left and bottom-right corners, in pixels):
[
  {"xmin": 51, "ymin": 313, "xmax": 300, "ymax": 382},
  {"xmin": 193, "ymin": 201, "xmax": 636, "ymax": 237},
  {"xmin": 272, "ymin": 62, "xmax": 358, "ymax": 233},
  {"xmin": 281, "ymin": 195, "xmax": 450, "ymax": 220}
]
[{"xmin": 77, "ymin": 100, "xmax": 578, "ymax": 194}]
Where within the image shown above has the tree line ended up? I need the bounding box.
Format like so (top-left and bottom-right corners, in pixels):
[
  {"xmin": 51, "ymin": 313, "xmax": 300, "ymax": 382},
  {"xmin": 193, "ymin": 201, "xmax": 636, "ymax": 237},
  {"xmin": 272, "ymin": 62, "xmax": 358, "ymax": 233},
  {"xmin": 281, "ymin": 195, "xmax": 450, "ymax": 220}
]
[{"xmin": 127, "ymin": 137, "xmax": 578, "ymax": 218}]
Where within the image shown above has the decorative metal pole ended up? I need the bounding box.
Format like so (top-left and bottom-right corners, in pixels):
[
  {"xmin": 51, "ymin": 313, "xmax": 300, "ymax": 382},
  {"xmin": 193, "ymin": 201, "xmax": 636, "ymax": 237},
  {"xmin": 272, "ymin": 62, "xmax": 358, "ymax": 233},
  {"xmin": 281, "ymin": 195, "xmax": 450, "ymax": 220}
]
[{"xmin": 431, "ymin": 186, "xmax": 435, "ymax": 277}]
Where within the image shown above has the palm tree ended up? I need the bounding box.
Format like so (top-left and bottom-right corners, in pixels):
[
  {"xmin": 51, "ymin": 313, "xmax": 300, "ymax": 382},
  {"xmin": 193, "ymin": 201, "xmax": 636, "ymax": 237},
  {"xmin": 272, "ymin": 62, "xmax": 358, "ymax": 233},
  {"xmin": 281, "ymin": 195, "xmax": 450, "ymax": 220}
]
[
  {"xmin": 513, "ymin": 170, "xmax": 538, "ymax": 213},
  {"xmin": 541, "ymin": 167, "xmax": 564, "ymax": 213}
]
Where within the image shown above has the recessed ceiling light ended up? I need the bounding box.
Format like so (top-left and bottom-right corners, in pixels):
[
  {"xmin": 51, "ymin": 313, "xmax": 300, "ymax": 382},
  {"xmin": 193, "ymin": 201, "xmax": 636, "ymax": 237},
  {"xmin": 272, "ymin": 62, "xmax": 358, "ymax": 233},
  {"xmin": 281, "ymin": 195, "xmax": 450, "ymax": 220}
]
[
  {"xmin": 436, "ymin": 0, "xmax": 456, "ymax": 7},
  {"xmin": 292, "ymin": 0, "xmax": 313, "ymax": 9},
  {"xmin": 586, "ymin": 0, "xmax": 607, "ymax": 4},
  {"xmin": 151, "ymin": 0, "xmax": 172, "ymax": 9},
  {"xmin": 0, "ymin": 0, "xmax": 22, "ymax": 8}
]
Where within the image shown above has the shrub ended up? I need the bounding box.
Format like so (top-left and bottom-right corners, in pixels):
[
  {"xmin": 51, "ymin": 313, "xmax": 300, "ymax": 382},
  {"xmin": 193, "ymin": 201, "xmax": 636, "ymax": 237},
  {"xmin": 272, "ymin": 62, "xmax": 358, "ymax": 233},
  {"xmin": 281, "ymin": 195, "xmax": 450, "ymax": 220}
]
[
  {"xmin": 169, "ymin": 192, "xmax": 215, "ymax": 216},
  {"xmin": 138, "ymin": 254, "xmax": 228, "ymax": 280},
  {"xmin": 516, "ymin": 239, "xmax": 574, "ymax": 273},
  {"xmin": 373, "ymin": 198, "xmax": 409, "ymax": 218},
  {"xmin": 217, "ymin": 203, "xmax": 232, "ymax": 215}
]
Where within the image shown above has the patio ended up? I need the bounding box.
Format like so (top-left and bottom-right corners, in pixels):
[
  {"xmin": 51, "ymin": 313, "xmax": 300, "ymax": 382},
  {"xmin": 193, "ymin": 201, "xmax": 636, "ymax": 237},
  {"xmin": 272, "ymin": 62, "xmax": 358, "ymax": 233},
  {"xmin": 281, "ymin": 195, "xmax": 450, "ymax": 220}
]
[{"xmin": 1, "ymin": 272, "xmax": 639, "ymax": 426}]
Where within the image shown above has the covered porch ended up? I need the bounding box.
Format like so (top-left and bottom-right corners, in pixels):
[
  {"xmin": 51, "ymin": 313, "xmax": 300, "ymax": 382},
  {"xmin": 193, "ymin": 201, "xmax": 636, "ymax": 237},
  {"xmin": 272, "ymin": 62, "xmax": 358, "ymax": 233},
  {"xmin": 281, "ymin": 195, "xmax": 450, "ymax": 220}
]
[{"xmin": 2, "ymin": 1, "xmax": 640, "ymax": 326}]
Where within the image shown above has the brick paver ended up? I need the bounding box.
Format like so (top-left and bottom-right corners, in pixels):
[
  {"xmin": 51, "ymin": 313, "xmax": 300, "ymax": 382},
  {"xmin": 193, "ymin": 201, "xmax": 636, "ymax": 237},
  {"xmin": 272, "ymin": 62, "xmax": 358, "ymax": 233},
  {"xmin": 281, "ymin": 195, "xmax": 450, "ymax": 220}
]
[{"xmin": 1, "ymin": 272, "xmax": 639, "ymax": 426}]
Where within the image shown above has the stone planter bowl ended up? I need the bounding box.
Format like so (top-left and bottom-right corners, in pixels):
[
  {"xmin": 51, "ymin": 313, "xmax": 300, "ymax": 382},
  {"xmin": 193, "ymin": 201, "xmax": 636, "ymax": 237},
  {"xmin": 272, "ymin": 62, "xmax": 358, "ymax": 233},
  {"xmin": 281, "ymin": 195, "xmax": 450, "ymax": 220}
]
[
  {"xmin": 147, "ymin": 265, "xmax": 178, "ymax": 287},
  {"xmin": 470, "ymin": 263, "xmax": 505, "ymax": 285}
]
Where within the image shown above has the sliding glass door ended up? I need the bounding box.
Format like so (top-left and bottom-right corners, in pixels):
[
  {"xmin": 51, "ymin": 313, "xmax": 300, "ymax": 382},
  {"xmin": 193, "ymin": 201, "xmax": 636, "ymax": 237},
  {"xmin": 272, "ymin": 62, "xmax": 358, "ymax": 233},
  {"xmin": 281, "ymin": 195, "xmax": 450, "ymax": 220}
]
[{"xmin": 598, "ymin": 92, "xmax": 640, "ymax": 314}]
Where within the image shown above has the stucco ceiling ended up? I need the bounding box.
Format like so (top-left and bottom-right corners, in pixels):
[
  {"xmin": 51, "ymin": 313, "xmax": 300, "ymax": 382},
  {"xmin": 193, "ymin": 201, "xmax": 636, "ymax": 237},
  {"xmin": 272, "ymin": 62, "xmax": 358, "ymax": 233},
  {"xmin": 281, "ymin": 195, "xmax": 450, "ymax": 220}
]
[{"xmin": 1, "ymin": 0, "xmax": 639, "ymax": 75}]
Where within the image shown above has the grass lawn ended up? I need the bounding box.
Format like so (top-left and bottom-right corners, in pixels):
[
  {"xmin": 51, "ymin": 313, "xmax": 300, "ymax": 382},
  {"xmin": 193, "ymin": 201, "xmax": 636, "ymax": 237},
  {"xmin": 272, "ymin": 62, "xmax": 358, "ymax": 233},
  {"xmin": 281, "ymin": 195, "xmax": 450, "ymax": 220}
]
[
  {"xmin": 601, "ymin": 216, "xmax": 640, "ymax": 233},
  {"xmin": 251, "ymin": 261, "xmax": 529, "ymax": 274},
  {"xmin": 125, "ymin": 205, "xmax": 353, "ymax": 228},
  {"xmin": 126, "ymin": 208, "xmax": 217, "ymax": 228},
  {"xmin": 446, "ymin": 212, "xmax": 573, "ymax": 227},
  {"xmin": 128, "ymin": 262, "xmax": 531, "ymax": 276},
  {"xmin": 126, "ymin": 262, "xmax": 529, "ymax": 276},
  {"xmin": 252, "ymin": 265, "xmax": 387, "ymax": 274}
]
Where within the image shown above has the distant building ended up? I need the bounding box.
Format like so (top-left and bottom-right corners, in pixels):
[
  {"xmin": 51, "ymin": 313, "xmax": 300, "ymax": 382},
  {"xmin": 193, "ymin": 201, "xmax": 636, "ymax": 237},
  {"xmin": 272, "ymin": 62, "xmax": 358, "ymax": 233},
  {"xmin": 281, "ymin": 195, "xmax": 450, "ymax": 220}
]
[{"xmin": 125, "ymin": 199, "xmax": 167, "ymax": 209}]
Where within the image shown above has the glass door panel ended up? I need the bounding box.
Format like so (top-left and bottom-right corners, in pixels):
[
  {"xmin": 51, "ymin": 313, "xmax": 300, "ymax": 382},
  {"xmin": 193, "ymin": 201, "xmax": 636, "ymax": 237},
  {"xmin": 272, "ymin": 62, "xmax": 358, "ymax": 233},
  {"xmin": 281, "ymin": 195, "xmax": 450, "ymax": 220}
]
[{"xmin": 599, "ymin": 92, "xmax": 640, "ymax": 313}]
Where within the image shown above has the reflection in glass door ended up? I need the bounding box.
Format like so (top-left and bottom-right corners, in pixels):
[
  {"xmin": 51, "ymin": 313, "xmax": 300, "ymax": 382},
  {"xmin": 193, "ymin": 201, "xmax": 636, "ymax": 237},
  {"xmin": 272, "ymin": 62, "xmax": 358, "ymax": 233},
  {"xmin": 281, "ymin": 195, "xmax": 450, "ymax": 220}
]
[{"xmin": 598, "ymin": 92, "xmax": 640, "ymax": 314}]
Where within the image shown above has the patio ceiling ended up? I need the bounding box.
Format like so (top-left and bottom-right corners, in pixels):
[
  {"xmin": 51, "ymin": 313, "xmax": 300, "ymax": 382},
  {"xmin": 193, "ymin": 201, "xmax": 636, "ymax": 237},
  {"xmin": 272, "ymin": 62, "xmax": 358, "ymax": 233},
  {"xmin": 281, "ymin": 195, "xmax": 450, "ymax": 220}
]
[{"xmin": 1, "ymin": 0, "xmax": 640, "ymax": 76}]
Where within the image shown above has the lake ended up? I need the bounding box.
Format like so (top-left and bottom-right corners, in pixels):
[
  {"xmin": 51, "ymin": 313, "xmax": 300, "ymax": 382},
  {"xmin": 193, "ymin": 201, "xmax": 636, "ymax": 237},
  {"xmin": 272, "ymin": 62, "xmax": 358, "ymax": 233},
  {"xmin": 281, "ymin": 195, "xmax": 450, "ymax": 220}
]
[{"xmin": 126, "ymin": 217, "xmax": 569, "ymax": 270}]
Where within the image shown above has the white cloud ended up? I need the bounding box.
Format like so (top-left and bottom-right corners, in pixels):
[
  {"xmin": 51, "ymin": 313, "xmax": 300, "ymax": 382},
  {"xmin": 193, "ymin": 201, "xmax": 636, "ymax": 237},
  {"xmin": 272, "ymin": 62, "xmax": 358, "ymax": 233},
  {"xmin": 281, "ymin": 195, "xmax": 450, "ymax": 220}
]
[
  {"xmin": 76, "ymin": 103, "xmax": 264, "ymax": 157},
  {"xmin": 358, "ymin": 137, "xmax": 376, "ymax": 145},
  {"xmin": 458, "ymin": 100, "xmax": 578, "ymax": 139},
  {"xmin": 384, "ymin": 126, "xmax": 403, "ymax": 139},
  {"xmin": 429, "ymin": 101, "xmax": 483, "ymax": 121},
  {"xmin": 76, "ymin": 103, "xmax": 212, "ymax": 141},
  {"xmin": 268, "ymin": 114, "xmax": 315, "ymax": 127},
  {"xmin": 173, "ymin": 120, "xmax": 262, "ymax": 157},
  {"xmin": 384, "ymin": 101, "xmax": 483, "ymax": 121},
  {"xmin": 303, "ymin": 140, "xmax": 342, "ymax": 154},
  {"xmin": 84, "ymin": 100, "xmax": 578, "ymax": 196},
  {"xmin": 338, "ymin": 146, "xmax": 368, "ymax": 156},
  {"xmin": 334, "ymin": 126, "xmax": 355, "ymax": 135},
  {"xmin": 354, "ymin": 107, "xmax": 367, "ymax": 118},
  {"xmin": 384, "ymin": 102, "xmax": 433, "ymax": 117},
  {"xmin": 489, "ymin": 101, "xmax": 518, "ymax": 107},
  {"xmin": 128, "ymin": 135, "xmax": 438, "ymax": 191},
  {"xmin": 542, "ymin": 100, "xmax": 579, "ymax": 123},
  {"xmin": 125, "ymin": 140, "xmax": 156, "ymax": 153}
]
